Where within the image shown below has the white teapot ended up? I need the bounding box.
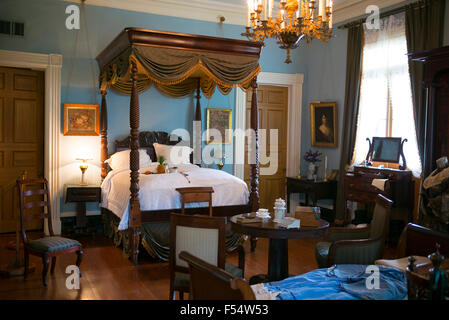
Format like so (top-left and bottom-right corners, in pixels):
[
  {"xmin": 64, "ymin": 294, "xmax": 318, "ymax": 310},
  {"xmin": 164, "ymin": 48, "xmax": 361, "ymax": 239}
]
[
  {"xmin": 273, "ymin": 198, "xmax": 286, "ymax": 222},
  {"xmin": 274, "ymin": 198, "xmax": 286, "ymax": 209}
]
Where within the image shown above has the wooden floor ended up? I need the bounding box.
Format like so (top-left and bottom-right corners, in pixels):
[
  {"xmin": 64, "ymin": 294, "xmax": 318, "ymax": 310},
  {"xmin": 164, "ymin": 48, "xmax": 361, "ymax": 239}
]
[{"xmin": 0, "ymin": 232, "xmax": 396, "ymax": 300}]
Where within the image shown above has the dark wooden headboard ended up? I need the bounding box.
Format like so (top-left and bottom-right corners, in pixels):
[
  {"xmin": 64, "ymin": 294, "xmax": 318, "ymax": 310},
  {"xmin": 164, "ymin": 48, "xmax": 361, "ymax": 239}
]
[{"xmin": 114, "ymin": 131, "xmax": 182, "ymax": 162}]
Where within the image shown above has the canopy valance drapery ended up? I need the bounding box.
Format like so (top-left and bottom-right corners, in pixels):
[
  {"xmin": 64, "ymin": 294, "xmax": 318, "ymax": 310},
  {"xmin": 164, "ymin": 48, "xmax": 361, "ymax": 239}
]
[{"xmin": 97, "ymin": 28, "xmax": 262, "ymax": 98}]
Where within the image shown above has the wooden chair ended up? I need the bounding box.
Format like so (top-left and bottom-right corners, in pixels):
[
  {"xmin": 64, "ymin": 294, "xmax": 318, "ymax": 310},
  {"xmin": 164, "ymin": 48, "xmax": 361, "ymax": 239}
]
[
  {"xmin": 175, "ymin": 186, "xmax": 246, "ymax": 265},
  {"xmin": 179, "ymin": 251, "xmax": 255, "ymax": 300},
  {"xmin": 376, "ymin": 222, "xmax": 449, "ymax": 272},
  {"xmin": 315, "ymin": 194, "xmax": 392, "ymax": 268},
  {"xmin": 169, "ymin": 213, "xmax": 244, "ymax": 300},
  {"xmin": 405, "ymin": 244, "xmax": 449, "ymax": 300},
  {"xmin": 176, "ymin": 187, "xmax": 214, "ymax": 216},
  {"xmin": 17, "ymin": 178, "xmax": 83, "ymax": 287}
]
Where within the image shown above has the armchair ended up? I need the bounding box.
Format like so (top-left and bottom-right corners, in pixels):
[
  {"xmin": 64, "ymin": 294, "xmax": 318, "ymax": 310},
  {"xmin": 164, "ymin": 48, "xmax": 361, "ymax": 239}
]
[{"xmin": 315, "ymin": 194, "xmax": 392, "ymax": 268}]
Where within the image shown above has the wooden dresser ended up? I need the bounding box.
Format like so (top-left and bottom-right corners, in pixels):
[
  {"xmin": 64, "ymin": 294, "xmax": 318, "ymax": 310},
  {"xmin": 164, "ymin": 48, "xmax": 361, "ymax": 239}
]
[{"xmin": 344, "ymin": 165, "xmax": 414, "ymax": 225}]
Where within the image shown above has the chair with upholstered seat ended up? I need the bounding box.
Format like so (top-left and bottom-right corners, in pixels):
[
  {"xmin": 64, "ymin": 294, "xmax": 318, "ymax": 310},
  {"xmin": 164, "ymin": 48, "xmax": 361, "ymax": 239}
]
[
  {"xmin": 315, "ymin": 194, "xmax": 392, "ymax": 268},
  {"xmin": 169, "ymin": 213, "xmax": 245, "ymax": 300},
  {"xmin": 17, "ymin": 178, "xmax": 83, "ymax": 287},
  {"xmin": 175, "ymin": 186, "xmax": 246, "ymax": 273}
]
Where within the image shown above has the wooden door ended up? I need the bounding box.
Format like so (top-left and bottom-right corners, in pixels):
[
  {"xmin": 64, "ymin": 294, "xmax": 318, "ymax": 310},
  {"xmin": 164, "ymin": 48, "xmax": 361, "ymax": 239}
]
[
  {"xmin": 0, "ymin": 67, "xmax": 44, "ymax": 233},
  {"xmin": 244, "ymin": 85, "xmax": 288, "ymax": 210}
]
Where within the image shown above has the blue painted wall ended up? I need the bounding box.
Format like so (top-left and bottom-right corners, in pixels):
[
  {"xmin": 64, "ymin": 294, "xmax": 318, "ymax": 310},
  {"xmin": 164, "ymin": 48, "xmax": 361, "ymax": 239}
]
[{"xmin": 300, "ymin": 28, "xmax": 348, "ymax": 177}]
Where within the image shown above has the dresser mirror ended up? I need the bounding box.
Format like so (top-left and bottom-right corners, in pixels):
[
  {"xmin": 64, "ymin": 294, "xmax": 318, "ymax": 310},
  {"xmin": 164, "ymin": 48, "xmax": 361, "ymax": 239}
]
[{"xmin": 365, "ymin": 137, "xmax": 408, "ymax": 170}]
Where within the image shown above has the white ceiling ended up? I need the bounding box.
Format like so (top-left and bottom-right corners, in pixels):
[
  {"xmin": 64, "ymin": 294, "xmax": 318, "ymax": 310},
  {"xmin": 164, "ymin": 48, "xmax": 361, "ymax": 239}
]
[{"xmin": 63, "ymin": 0, "xmax": 407, "ymax": 26}]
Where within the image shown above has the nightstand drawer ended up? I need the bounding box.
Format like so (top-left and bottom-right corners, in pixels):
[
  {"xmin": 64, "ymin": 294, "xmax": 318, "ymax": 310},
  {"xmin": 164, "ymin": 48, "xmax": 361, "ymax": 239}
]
[{"xmin": 66, "ymin": 187, "xmax": 101, "ymax": 203}]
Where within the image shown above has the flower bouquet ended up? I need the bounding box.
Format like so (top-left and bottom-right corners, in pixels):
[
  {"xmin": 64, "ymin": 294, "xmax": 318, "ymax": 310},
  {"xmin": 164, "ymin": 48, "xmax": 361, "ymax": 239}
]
[{"xmin": 304, "ymin": 149, "xmax": 322, "ymax": 180}]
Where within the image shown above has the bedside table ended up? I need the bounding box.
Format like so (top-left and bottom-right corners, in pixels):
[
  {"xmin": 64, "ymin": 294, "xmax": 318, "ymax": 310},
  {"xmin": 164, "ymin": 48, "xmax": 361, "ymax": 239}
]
[{"xmin": 65, "ymin": 185, "xmax": 101, "ymax": 232}]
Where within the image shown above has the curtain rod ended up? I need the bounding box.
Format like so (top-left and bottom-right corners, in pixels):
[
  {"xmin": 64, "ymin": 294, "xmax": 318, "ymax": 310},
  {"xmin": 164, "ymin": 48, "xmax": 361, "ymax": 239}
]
[{"xmin": 337, "ymin": 0, "xmax": 433, "ymax": 29}]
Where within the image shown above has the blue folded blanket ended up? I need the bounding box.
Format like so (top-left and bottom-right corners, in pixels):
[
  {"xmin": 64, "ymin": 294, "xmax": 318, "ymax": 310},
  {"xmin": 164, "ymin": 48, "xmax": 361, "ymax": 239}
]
[{"xmin": 265, "ymin": 264, "xmax": 407, "ymax": 300}]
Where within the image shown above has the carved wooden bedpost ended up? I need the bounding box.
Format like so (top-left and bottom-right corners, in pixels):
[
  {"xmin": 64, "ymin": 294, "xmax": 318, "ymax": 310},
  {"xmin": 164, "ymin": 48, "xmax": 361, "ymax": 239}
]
[
  {"xmin": 129, "ymin": 60, "xmax": 141, "ymax": 265},
  {"xmin": 195, "ymin": 79, "xmax": 202, "ymax": 124},
  {"xmin": 250, "ymin": 77, "xmax": 260, "ymax": 252},
  {"xmin": 193, "ymin": 78, "xmax": 202, "ymax": 165},
  {"xmin": 249, "ymin": 77, "xmax": 260, "ymax": 212},
  {"xmin": 100, "ymin": 89, "xmax": 108, "ymax": 181}
]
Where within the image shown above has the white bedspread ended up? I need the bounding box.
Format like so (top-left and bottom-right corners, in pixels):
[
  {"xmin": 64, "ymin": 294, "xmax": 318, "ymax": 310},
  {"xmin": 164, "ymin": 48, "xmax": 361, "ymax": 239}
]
[{"xmin": 101, "ymin": 164, "xmax": 249, "ymax": 230}]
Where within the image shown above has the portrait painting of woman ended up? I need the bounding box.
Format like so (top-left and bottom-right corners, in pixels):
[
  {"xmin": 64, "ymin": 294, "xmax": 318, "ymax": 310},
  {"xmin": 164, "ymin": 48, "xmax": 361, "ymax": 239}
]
[{"xmin": 310, "ymin": 102, "xmax": 338, "ymax": 147}]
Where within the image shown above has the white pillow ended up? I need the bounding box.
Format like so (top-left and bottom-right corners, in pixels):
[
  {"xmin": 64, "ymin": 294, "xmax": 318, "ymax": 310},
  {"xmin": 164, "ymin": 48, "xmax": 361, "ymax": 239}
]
[
  {"xmin": 105, "ymin": 149, "xmax": 152, "ymax": 170},
  {"xmin": 153, "ymin": 143, "xmax": 192, "ymax": 165}
]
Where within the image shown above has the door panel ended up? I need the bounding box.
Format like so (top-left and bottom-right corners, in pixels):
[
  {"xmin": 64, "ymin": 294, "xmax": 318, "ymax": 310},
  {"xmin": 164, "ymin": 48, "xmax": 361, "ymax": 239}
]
[
  {"xmin": 244, "ymin": 85, "xmax": 288, "ymax": 210},
  {"xmin": 0, "ymin": 67, "xmax": 44, "ymax": 233},
  {"xmin": 14, "ymin": 99, "xmax": 38, "ymax": 142}
]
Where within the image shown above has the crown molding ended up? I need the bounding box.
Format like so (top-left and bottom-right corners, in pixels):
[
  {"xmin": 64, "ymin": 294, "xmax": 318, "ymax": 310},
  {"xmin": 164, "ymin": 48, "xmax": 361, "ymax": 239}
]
[
  {"xmin": 64, "ymin": 0, "xmax": 407, "ymax": 27},
  {"xmin": 333, "ymin": 0, "xmax": 406, "ymax": 24},
  {"xmin": 64, "ymin": 0, "xmax": 247, "ymax": 25}
]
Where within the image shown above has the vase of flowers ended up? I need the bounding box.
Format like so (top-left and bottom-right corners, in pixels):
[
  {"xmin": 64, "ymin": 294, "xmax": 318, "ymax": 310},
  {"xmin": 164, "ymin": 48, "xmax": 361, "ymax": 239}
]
[{"xmin": 304, "ymin": 149, "xmax": 322, "ymax": 180}]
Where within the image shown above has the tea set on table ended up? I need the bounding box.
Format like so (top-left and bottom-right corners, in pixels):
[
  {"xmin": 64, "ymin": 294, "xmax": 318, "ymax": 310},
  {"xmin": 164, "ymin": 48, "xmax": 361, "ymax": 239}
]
[{"xmin": 256, "ymin": 198, "xmax": 299, "ymax": 228}]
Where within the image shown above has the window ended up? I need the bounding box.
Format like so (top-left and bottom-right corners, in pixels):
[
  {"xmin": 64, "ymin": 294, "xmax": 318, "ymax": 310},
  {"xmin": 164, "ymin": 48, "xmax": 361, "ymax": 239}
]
[{"xmin": 352, "ymin": 12, "xmax": 422, "ymax": 177}]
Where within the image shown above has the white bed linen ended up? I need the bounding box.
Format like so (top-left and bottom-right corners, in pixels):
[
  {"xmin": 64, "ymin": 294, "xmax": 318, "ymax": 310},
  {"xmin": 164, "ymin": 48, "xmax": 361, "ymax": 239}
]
[{"xmin": 101, "ymin": 164, "xmax": 249, "ymax": 230}]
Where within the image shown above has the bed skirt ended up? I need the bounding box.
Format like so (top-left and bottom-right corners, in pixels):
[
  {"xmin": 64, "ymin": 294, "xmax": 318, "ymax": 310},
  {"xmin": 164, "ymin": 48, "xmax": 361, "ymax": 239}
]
[{"xmin": 102, "ymin": 210, "xmax": 245, "ymax": 261}]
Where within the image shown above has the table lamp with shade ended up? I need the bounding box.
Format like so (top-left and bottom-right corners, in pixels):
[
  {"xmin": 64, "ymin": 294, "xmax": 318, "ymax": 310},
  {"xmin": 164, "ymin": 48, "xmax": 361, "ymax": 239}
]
[{"xmin": 76, "ymin": 157, "xmax": 93, "ymax": 186}]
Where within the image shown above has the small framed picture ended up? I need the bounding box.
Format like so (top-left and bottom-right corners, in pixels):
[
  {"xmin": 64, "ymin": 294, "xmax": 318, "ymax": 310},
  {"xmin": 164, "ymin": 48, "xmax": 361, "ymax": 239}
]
[
  {"xmin": 310, "ymin": 102, "xmax": 338, "ymax": 148},
  {"xmin": 63, "ymin": 104, "xmax": 100, "ymax": 136},
  {"xmin": 206, "ymin": 108, "xmax": 232, "ymax": 144},
  {"xmin": 327, "ymin": 169, "xmax": 339, "ymax": 181}
]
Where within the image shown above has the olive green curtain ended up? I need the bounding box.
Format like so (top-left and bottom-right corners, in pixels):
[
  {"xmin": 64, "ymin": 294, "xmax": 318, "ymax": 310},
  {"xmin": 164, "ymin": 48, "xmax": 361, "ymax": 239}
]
[
  {"xmin": 99, "ymin": 45, "xmax": 260, "ymax": 98},
  {"xmin": 335, "ymin": 24, "xmax": 364, "ymax": 223},
  {"xmin": 405, "ymin": 0, "xmax": 446, "ymax": 161}
]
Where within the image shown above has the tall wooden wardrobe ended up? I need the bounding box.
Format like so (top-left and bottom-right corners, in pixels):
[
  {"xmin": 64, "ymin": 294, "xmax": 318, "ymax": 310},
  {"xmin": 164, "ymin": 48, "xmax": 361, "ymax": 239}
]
[{"xmin": 409, "ymin": 46, "xmax": 449, "ymax": 177}]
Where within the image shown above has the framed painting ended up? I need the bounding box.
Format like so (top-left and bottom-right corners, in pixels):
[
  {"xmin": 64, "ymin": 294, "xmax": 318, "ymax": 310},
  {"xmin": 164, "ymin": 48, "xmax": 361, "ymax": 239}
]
[
  {"xmin": 206, "ymin": 108, "xmax": 232, "ymax": 144},
  {"xmin": 63, "ymin": 104, "xmax": 100, "ymax": 136},
  {"xmin": 310, "ymin": 102, "xmax": 338, "ymax": 148},
  {"xmin": 327, "ymin": 169, "xmax": 339, "ymax": 181}
]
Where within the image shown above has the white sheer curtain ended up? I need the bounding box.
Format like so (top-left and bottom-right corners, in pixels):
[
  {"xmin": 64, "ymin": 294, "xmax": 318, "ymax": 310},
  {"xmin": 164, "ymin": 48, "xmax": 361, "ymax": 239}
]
[{"xmin": 352, "ymin": 12, "xmax": 422, "ymax": 177}]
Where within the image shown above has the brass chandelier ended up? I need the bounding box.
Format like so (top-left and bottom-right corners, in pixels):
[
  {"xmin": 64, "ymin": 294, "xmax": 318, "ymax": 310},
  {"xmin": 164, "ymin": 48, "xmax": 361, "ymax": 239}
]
[{"xmin": 242, "ymin": 0, "xmax": 333, "ymax": 63}]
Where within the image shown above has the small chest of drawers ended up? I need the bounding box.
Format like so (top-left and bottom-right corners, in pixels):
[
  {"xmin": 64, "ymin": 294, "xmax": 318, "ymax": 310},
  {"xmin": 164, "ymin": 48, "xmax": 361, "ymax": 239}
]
[
  {"xmin": 344, "ymin": 166, "xmax": 414, "ymax": 225},
  {"xmin": 66, "ymin": 185, "xmax": 101, "ymax": 203},
  {"xmin": 65, "ymin": 185, "xmax": 101, "ymax": 231}
]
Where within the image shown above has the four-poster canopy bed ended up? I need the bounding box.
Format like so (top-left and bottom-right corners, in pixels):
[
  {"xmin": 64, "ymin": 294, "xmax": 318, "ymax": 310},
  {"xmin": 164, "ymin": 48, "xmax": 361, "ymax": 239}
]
[{"xmin": 96, "ymin": 28, "xmax": 263, "ymax": 265}]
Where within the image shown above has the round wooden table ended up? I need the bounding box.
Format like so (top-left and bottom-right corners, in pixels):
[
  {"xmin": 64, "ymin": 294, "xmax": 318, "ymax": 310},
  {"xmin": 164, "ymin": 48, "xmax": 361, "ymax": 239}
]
[{"xmin": 230, "ymin": 214, "xmax": 329, "ymax": 284}]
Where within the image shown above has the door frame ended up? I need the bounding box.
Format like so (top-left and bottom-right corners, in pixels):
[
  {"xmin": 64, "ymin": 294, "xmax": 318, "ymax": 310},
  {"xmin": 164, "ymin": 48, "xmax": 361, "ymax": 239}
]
[
  {"xmin": 234, "ymin": 72, "xmax": 304, "ymax": 180},
  {"xmin": 0, "ymin": 49, "xmax": 62, "ymax": 235}
]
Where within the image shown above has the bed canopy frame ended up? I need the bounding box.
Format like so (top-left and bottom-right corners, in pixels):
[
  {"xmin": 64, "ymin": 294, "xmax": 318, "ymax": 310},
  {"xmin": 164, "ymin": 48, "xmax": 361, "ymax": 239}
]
[{"xmin": 96, "ymin": 28, "xmax": 262, "ymax": 265}]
